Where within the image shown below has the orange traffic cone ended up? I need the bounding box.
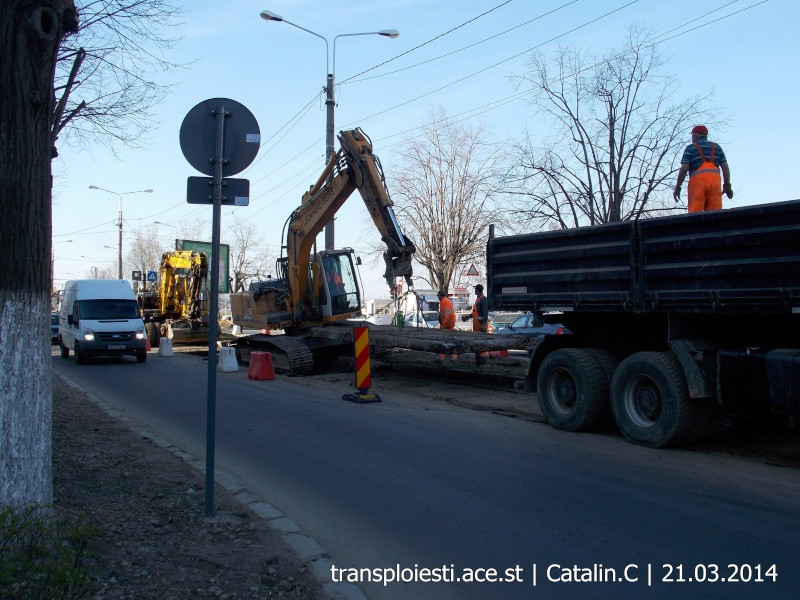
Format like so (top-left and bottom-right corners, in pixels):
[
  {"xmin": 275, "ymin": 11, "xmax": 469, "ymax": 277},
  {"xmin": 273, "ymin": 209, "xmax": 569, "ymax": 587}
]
[
  {"xmin": 248, "ymin": 352, "xmax": 275, "ymax": 380},
  {"xmin": 146, "ymin": 336, "xmax": 151, "ymax": 352}
]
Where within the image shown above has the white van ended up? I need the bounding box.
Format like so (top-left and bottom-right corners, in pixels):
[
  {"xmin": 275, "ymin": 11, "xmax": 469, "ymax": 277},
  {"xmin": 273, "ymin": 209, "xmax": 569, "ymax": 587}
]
[{"xmin": 59, "ymin": 280, "xmax": 147, "ymax": 364}]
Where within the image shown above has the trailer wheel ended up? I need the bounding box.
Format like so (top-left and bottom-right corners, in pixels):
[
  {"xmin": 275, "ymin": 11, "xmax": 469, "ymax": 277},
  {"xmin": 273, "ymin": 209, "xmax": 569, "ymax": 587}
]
[
  {"xmin": 611, "ymin": 351, "xmax": 696, "ymax": 448},
  {"xmin": 537, "ymin": 349, "xmax": 609, "ymax": 431},
  {"xmin": 146, "ymin": 322, "xmax": 160, "ymax": 348}
]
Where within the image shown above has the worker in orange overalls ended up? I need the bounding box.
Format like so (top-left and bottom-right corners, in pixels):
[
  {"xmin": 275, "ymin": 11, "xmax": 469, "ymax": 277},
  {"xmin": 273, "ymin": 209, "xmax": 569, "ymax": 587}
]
[
  {"xmin": 673, "ymin": 124, "xmax": 733, "ymax": 213},
  {"xmin": 436, "ymin": 290, "xmax": 457, "ymax": 363},
  {"xmin": 472, "ymin": 284, "xmax": 489, "ymax": 366}
]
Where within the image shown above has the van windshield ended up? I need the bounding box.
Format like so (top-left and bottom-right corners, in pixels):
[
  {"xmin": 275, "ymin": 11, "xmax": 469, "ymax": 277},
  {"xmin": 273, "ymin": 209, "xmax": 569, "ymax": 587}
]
[{"xmin": 78, "ymin": 299, "xmax": 140, "ymax": 320}]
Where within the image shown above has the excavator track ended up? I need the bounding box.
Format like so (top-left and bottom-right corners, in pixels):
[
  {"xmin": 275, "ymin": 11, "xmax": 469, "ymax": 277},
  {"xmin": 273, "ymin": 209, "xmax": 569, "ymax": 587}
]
[{"xmin": 235, "ymin": 334, "xmax": 314, "ymax": 376}]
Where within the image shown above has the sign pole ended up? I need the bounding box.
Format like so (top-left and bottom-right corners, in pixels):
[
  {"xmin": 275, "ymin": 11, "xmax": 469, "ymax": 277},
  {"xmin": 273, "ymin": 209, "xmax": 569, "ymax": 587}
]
[
  {"xmin": 179, "ymin": 97, "xmax": 260, "ymax": 518},
  {"xmin": 203, "ymin": 105, "xmax": 230, "ymax": 517}
]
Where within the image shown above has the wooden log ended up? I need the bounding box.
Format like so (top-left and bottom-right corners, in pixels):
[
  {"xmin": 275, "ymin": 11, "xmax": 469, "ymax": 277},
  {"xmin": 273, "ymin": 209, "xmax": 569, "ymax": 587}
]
[{"xmin": 309, "ymin": 321, "xmax": 530, "ymax": 354}]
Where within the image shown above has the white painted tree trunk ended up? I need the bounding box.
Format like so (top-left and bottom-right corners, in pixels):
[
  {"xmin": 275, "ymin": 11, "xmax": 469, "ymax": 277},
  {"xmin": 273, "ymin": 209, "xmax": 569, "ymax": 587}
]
[
  {"xmin": 1, "ymin": 0, "xmax": 77, "ymax": 507},
  {"xmin": 0, "ymin": 295, "xmax": 53, "ymax": 506}
]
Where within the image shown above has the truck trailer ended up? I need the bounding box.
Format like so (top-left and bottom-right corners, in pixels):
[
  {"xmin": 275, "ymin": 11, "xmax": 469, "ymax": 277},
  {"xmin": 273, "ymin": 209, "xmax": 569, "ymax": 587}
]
[{"xmin": 487, "ymin": 199, "xmax": 800, "ymax": 448}]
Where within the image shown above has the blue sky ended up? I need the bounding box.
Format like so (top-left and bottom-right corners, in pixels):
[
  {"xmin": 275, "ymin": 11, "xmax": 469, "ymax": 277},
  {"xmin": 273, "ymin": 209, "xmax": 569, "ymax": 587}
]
[{"xmin": 52, "ymin": 0, "xmax": 797, "ymax": 299}]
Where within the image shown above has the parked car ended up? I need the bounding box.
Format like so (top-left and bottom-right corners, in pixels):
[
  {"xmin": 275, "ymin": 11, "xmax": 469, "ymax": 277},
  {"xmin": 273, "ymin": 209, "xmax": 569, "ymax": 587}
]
[
  {"xmin": 403, "ymin": 310, "xmax": 440, "ymax": 328},
  {"xmin": 492, "ymin": 312, "xmax": 571, "ymax": 337},
  {"xmin": 51, "ymin": 312, "xmax": 59, "ymax": 344},
  {"xmin": 487, "ymin": 312, "xmax": 522, "ymax": 333}
]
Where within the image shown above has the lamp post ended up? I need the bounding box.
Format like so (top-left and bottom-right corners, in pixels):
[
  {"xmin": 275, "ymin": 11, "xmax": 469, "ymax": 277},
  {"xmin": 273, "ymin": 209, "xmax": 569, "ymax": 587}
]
[
  {"xmin": 259, "ymin": 9, "xmax": 399, "ymax": 249},
  {"xmin": 88, "ymin": 185, "xmax": 153, "ymax": 279}
]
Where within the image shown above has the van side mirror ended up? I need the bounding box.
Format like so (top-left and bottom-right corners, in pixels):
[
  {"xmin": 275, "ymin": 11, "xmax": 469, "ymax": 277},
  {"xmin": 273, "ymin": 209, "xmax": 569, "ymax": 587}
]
[
  {"xmin": 356, "ymin": 256, "xmax": 362, "ymax": 266},
  {"xmin": 67, "ymin": 314, "xmax": 75, "ymax": 326}
]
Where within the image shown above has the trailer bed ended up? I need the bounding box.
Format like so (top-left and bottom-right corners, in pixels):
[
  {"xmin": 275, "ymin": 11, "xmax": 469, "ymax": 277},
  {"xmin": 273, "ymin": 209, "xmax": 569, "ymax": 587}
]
[{"xmin": 488, "ymin": 199, "xmax": 800, "ymax": 315}]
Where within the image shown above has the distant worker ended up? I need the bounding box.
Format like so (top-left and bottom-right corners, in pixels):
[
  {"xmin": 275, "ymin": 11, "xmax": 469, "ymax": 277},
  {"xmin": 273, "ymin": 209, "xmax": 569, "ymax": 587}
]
[
  {"xmin": 673, "ymin": 124, "xmax": 733, "ymax": 213},
  {"xmin": 437, "ymin": 290, "xmax": 456, "ymax": 330},
  {"xmin": 436, "ymin": 290, "xmax": 457, "ymax": 363},
  {"xmin": 472, "ymin": 284, "xmax": 490, "ymax": 366}
]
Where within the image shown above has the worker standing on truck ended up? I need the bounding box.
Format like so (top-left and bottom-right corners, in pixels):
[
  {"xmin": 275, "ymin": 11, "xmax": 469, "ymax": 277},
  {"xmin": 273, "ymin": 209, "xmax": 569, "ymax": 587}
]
[
  {"xmin": 436, "ymin": 290, "xmax": 457, "ymax": 363},
  {"xmin": 472, "ymin": 284, "xmax": 490, "ymax": 366},
  {"xmin": 673, "ymin": 124, "xmax": 733, "ymax": 212}
]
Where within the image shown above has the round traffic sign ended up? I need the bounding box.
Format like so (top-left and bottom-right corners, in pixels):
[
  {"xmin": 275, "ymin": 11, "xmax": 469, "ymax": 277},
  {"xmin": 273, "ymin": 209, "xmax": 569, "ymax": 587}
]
[{"xmin": 179, "ymin": 98, "xmax": 261, "ymax": 176}]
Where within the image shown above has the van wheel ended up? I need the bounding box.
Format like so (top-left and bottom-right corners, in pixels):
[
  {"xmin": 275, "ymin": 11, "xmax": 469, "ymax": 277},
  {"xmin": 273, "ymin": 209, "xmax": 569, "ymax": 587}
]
[
  {"xmin": 74, "ymin": 343, "xmax": 85, "ymax": 365},
  {"xmin": 136, "ymin": 352, "xmax": 147, "ymax": 363},
  {"xmin": 537, "ymin": 348, "xmax": 609, "ymax": 431},
  {"xmin": 60, "ymin": 342, "xmax": 69, "ymax": 359},
  {"xmin": 610, "ymin": 351, "xmax": 696, "ymax": 448}
]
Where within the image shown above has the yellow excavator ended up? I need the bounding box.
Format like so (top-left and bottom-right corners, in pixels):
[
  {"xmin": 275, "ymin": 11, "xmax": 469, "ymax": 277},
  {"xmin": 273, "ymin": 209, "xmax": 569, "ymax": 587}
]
[
  {"xmin": 230, "ymin": 128, "xmax": 416, "ymax": 372},
  {"xmin": 138, "ymin": 250, "xmax": 213, "ymax": 347}
]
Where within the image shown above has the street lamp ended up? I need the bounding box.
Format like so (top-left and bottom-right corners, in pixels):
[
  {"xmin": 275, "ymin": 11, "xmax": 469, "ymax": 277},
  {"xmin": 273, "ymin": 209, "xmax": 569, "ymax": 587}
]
[
  {"xmin": 154, "ymin": 221, "xmax": 179, "ymax": 250},
  {"xmin": 259, "ymin": 9, "xmax": 399, "ymax": 249},
  {"xmin": 88, "ymin": 185, "xmax": 153, "ymax": 279}
]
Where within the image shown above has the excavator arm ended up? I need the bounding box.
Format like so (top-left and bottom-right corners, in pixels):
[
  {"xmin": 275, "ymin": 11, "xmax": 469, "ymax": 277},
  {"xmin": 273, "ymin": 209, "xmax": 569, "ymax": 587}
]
[
  {"xmin": 286, "ymin": 128, "xmax": 415, "ymax": 311},
  {"xmin": 158, "ymin": 250, "xmax": 209, "ymax": 320}
]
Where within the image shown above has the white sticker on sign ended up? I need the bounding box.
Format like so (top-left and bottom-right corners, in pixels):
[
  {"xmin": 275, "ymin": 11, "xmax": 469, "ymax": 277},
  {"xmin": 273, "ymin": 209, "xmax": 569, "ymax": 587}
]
[
  {"xmin": 501, "ymin": 287, "xmax": 527, "ymax": 294},
  {"xmin": 246, "ymin": 133, "xmax": 261, "ymax": 143}
]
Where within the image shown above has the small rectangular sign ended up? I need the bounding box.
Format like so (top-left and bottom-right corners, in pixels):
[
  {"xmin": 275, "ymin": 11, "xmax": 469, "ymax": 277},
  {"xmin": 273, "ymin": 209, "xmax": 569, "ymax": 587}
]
[
  {"xmin": 187, "ymin": 177, "xmax": 250, "ymax": 205},
  {"xmin": 501, "ymin": 287, "xmax": 528, "ymax": 294}
]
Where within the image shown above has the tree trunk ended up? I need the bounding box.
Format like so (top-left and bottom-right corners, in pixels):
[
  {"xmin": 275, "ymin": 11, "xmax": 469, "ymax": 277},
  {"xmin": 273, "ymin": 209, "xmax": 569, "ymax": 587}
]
[{"xmin": 0, "ymin": 1, "xmax": 77, "ymax": 507}]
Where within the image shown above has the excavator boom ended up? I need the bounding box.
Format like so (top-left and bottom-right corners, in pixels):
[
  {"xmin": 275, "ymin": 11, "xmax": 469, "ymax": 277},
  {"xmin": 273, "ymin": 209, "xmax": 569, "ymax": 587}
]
[{"xmin": 230, "ymin": 128, "xmax": 416, "ymax": 372}]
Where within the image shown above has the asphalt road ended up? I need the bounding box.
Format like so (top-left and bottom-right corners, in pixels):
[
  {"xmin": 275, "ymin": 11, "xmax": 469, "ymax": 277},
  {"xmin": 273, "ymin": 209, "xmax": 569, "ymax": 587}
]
[{"xmin": 51, "ymin": 349, "xmax": 800, "ymax": 600}]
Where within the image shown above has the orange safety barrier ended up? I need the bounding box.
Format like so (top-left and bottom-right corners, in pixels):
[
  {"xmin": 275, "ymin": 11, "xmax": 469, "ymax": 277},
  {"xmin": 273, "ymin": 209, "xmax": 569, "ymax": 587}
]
[{"xmin": 248, "ymin": 351, "xmax": 275, "ymax": 380}]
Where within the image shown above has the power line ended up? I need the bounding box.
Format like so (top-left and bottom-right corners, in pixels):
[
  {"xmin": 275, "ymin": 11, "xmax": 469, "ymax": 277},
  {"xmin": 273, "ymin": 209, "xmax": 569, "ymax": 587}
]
[
  {"xmin": 339, "ymin": 0, "xmax": 641, "ymax": 129},
  {"xmin": 342, "ymin": 0, "xmax": 581, "ymax": 85},
  {"xmin": 339, "ymin": 0, "xmax": 517, "ymax": 85}
]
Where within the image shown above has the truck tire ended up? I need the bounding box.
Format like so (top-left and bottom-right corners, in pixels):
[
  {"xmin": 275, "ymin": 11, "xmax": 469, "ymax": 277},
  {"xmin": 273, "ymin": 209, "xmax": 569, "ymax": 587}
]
[
  {"xmin": 537, "ymin": 348, "xmax": 609, "ymax": 431},
  {"xmin": 583, "ymin": 348, "xmax": 619, "ymax": 428},
  {"xmin": 74, "ymin": 342, "xmax": 85, "ymax": 365},
  {"xmin": 60, "ymin": 342, "xmax": 69, "ymax": 359},
  {"xmin": 136, "ymin": 351, "xmax": 147, "ymax": 363},
  {"xmin": 610, "ymin": 351, "xmax": 697, "ymax": 448}
]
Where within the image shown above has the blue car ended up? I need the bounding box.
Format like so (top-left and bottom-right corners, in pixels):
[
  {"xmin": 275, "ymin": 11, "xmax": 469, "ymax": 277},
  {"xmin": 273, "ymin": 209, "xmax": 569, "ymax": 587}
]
[
  {"xmin": 51, "ymin": 312, "xmax": 60, "ymax": 344},
  {"xmin": 492, "ymin": 312, "xmax": 570, "ymax": 337}
]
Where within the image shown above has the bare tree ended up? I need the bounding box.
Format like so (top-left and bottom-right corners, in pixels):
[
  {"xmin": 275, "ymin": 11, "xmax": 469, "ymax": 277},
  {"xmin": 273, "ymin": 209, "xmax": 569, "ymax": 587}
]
[
  {"xmin": 225, "ymin": 214, "xmax": 277, "ymax": 292},
  {"xmin": 389, "ymin": 107, "xmax": 508, "ymax": 293},
  {"xmin": 508, "ymin": 24, "xmax": 717, "ymax": 230},
  {"xmin": 87, "ymin": 265, "xmax": 115, "ymax": 279},
  {"xmin": 127, "ymin": 226, "xmax": 165, "ymax": 288},
  {"xmin": 1, "ymin": 1, "xmax": 79, "ymax": 507},
  {"xmin": 52, "ymin": 0, "xmax": 187, "ymax": 155}
]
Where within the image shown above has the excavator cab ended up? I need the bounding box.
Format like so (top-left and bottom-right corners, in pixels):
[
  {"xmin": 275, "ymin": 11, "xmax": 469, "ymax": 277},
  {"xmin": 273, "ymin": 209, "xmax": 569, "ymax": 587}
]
[{"xmin": 317, "ymin": 249, "xmax": 361, "ymax": 320}]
